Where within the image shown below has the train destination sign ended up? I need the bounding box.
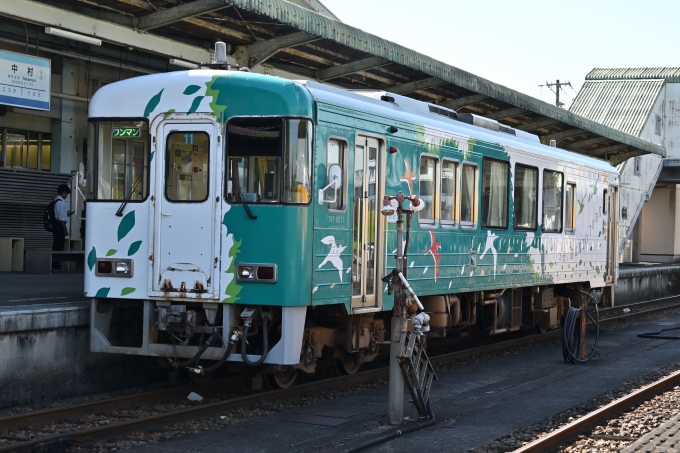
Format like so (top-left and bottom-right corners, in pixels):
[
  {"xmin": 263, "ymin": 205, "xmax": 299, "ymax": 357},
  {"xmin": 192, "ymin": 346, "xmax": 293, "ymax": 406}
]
[
  {"xmin": 112, "ymin": 127, "xmax": 141, "ymax": 138},
  {"xmin": 0, "ymin": 50, "xmax": 50, "ymax": 111}
]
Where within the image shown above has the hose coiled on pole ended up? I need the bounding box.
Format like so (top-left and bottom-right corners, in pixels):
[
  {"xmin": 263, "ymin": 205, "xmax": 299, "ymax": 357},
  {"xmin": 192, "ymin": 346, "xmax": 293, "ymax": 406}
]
[{"xmin": 562, "ymin": 290, "xmax": 599, "ymax": 363}]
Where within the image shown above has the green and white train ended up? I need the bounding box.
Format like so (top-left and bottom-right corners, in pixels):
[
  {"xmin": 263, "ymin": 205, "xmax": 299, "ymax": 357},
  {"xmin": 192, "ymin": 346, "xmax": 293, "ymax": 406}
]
[{"xmin": 86, "ymin": 57, "xmax": 618, "ymax": 387}]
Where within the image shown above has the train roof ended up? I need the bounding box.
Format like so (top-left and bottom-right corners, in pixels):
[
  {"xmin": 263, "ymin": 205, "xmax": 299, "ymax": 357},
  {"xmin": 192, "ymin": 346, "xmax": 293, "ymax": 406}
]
[
  {"xmin": 90, "ymin": 70, "xmax": 616, "ymax": 175},
  {"xmin": 302, "ymin": 81, "xmax": 616, "ymax": 174}
]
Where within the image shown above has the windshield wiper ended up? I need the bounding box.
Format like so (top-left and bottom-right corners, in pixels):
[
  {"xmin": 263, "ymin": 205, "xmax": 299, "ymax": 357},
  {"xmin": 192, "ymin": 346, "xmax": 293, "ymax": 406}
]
[
  {"xmin": 116, "ymin": 178, "xmax": 141, "ymax": 217},
  {"xmin": 231, "ymin": 174, "xmax": 257, "ymax": 220}
]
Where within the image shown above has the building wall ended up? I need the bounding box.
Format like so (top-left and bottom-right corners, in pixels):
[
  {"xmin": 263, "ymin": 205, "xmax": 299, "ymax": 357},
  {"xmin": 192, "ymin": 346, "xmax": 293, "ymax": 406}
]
[
  {"xmin": 639, "ymin": 89, "xmax": 665, "ymax": 146},
  {"xmin": 640, "ymin": 184, "xmax": 680, "ymax": 262},
  {"xmin": 664, "ymin": 83, "xmax": 680, "ymax": 158}
]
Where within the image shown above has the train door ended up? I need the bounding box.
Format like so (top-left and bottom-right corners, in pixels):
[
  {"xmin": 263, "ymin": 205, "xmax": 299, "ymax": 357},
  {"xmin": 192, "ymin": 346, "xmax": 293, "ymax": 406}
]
[
  {"xmin": 604, "ymin": 185, "xmax": 619, "ymax": 284},
  {"xmin": 151, "ymin": 121, "xmax": 219, "ymax": 298},
  {"xmin": 351, "ymin": 136, "xmax": 382, "ymax": 311}
]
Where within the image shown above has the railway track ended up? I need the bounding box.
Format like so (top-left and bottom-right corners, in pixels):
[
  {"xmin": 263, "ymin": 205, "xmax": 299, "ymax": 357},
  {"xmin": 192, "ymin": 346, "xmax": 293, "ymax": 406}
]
[
  {"xmin": 1, "ymin": 297, "xmax": 678, "ymax": 453},
  {"xmin": 511, "ymin": 369, "xmax": 680, "ymax": 453}
]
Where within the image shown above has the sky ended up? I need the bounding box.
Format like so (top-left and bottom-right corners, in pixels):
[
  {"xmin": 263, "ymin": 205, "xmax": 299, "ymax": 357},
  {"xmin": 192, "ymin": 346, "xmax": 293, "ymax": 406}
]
[{"xmin": 320, "ymin": 0, "xmax": 680, "ymax": 109}]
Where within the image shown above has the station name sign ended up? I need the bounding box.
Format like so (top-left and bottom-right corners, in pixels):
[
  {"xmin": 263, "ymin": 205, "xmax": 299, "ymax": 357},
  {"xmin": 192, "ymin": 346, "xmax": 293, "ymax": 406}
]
[{"xmin": 0, "ymin": 50, "xmax": 50, "ymax": 111}]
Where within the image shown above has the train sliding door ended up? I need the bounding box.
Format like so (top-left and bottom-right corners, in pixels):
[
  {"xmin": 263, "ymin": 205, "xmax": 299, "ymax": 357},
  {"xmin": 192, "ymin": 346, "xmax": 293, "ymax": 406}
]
[
  {"xmin": 351, "ymin": 136, "xmax": 382, "ymax": 312},
  {"xmin": 151, "ymin": 120, "xmax": 220, "ymax": 298},
  {"xmin": 605, "ymin": 185, "xmax": 619, "ymax": 284}
]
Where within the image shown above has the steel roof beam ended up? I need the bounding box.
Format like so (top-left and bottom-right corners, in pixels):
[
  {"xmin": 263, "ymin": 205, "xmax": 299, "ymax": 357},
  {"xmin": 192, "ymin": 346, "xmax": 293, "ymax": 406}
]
[
  {"xmin": 485, "ymin": 107, "xmax": 528, "ymax": 120},
  {"xmin": 565, "ymin": 136, "xmax": 610, "ymax": 150},
  {"xmin": 1, "ymin": 0, "xmax": 212, "ymax": 63},
  {"xmin": 234, "ymin": 31, "xmax": 319, "ymax": 67},
  {"xmin": 590, "ymin": 143, "xmax": 630, "ymax": 157},
  {"xmin": 135, "ymin": 0, "xmax": 231, "ymax": 31},
  {"xmin": 389, "ymin": 77, "xmax": 445, "ymax": 95},
  {"xmin": 316, "ymin": 56, "xmax": 389, "ymax": 81},
  {"xmin": 541, "ymin": 128, "xmax": 589, "ymax": 142},
  {"xmin": 440, "ymin": 94, "xmax": 490, "ymax": 110},
  {"xmin": 515, "ymin": 119, "xmax": 562, "ymax": 131}
]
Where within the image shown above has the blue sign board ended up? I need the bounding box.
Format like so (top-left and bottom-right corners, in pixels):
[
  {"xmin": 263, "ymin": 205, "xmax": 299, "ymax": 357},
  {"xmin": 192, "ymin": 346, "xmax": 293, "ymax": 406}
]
[{"xmin": 0, "ymin": 50, "xmax": 50, "ymax": 111}]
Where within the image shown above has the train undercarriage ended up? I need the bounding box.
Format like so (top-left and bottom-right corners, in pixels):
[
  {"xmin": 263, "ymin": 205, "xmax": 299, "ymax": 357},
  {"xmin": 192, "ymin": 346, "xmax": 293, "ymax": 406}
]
[{"xmin": 91, "ymin": 283, "xmax": 611, "ymax": 388}]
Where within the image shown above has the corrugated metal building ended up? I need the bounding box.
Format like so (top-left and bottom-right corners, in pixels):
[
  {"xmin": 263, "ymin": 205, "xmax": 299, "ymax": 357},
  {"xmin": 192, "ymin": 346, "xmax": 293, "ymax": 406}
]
[{"xmin": 571, "ymin": 68, "xmax": 680, "ymax": 263}]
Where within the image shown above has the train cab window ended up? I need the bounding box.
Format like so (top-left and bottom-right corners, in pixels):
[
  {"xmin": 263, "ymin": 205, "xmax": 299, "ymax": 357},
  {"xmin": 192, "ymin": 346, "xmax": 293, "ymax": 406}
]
[
  {"xmin": 441, "ymin": 159, "xmax": 458, "ymax": 227},
  {"xmin": 543, "ymin": 170, "xmax": 563, "ymax": 233},
  {"xmin": 461, "ymin": 163, "xmax": 478, "ymax": 228},
  {"xmin": 418, "ymin": 155, "xmax": 438, "ymax": 226},
  {"xmin": 226, "ymin": 118, "xmax": 312, "ymax": 205},
  {"xmin": 91, "ymin": 120, "xmax": 149, "ymax": 201},
  {"xmin": 566, "ymin": 183, "xmax": 576, "ymax": 233},
  {"xmin": 165, "ymin": 132, "xmax": 210, "ymax": 202},
  {"xmin": 324, "ymin": 139, "xmax": 346, "ymax": 211},
  {"xmin": 514, "ymin": 164, "xmax": 538, "ymax": 231},
  {"xmin": 482, "ymin": 158, "xmax": 509, "ymax": 229}
]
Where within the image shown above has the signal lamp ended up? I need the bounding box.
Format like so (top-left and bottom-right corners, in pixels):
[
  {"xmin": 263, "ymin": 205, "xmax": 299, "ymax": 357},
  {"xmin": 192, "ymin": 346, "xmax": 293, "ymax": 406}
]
[
  {"xmin": 390, "ymin": 147, "xmax": 398, "ymax": 154},
  {"xmin": 97, "ymin": 261, "xmax": 112, "ymax": 274}
]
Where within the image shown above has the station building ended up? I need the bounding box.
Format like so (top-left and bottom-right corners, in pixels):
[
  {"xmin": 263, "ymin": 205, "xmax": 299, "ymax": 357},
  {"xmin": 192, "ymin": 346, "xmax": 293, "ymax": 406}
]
[
  {"xmin": 570, "ymin": 68, "xmax": 680, "ymax": 263},
  {"xmin": 0, "ymin": 0, "xmax": 664, "ymax": 265}
]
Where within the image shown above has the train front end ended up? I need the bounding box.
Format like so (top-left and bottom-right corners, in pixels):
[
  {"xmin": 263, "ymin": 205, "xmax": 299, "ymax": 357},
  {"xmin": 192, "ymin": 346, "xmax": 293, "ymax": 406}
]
[{"xmin": 86, "ymin": 69, "xmax": 316, "ymax": 381}]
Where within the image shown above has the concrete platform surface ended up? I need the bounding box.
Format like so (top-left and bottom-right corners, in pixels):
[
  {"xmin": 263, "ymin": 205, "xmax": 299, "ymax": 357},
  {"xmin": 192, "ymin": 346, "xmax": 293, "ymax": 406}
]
[
  {"xmin": 126, "ymin": 313, "xmax": 680, "ymax": 453},
  {"xmin": 0, "ymin": 272, "xmax": 85, "ymax": 306}
]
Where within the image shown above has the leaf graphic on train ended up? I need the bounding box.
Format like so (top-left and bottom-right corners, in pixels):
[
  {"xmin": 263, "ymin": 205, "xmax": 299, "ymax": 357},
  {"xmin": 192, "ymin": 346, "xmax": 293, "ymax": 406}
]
[
  {"xmin": 183, "ymin": 85, "xmax": 201, "ymax": 95},
  {"xmin": 106, "ymin": 249, "xmax": 117, "ymax": 256},
  {"xmin": 224, "ymin": 238, "xmax": 242, "ymax": 303},
  {"xmin": 95, "ymin": 287, "xmax": 110, "ymax": 298},
  {"xmin": 121, "ymin": 287, "xmax": 136, "ymax": 296},
  {"xmin": 188, "ymin": 96, "xmax": 204, "ymax": 113},
  {"xmin": 87, "ymin": 246, "xmax": 97, "ymax": 271},
  {"xmin": 127, "ymin": 241, "xmax": 142, "ymax": 256},
  {"xmin": 150, "ymin": 151, "xmax": 155, "ymax": 163},
  {"xmin": 163, "ymin": 109, "xmax": 176, "ymax": 120},
  {"xmin": 144, "ymin": 89, "xmax": 164, "ymax": 118},
  {"xmin": 117, "ymin": 211, "xmax": 135, "ymax": 242}
]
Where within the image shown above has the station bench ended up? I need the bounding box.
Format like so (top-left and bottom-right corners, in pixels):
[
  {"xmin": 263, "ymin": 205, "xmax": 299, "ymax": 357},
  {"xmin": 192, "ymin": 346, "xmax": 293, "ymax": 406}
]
[{"xmin": 24, "ymin": 250, "xmax": 85, "ymax": 274}]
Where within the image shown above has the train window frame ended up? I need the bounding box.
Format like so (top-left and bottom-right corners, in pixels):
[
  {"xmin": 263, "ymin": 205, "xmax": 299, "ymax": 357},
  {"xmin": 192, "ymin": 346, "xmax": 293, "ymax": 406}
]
[
  {"xmin": 440, "ymin": 158, "xmax": 459, "ymax": 229},
  {"xmin": 513, "ymin": 163, "xmax": 539, "ymax": 232},
  {"xmin": 542, "ymin": 169, "xmax": 564, "ymax": 233},
  {"xmin": 565, "ymin": 182, "xmax": 576, "ymax": 234},
  {"xmin": 87, "ymin": 118, "xmax": 151, "ymax": 203},
  {"xmin": 460, "ymin": 162, "xmax": 478, "ymax": 229},
  {"xmin": 325, "ymin": 136, "xmax": 348, "ymax": 213},
  {"xmin": 481, "ymin": 157, "xmax": 510, "ymax": 230},
  {"xmin": 224, "ymin": 116, "xmax": 314, "ymax": 206},
  {"xmin": 164, "ymin": 131, "xmax": 211, "ymax": 203},
  {"xmin": 418, "ymin": 153, "xmax": 439, "ymax": 228}
]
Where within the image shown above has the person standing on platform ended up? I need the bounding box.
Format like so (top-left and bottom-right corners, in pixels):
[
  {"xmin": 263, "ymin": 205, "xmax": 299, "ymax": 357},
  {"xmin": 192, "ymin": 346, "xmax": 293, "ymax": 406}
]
[{"xmin": 52, "ymin": 184, "xmax": 73, "ymax": 271}]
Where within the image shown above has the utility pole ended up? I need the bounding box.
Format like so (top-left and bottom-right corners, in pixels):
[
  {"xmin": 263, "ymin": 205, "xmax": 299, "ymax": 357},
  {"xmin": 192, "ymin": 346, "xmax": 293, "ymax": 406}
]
[{"xmin": 540, "ymin": 79, "xmax": 572, "ymax": 108}]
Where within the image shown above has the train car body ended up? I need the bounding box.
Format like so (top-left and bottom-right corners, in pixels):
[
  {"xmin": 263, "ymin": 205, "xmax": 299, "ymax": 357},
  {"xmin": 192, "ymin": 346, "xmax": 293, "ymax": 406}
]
[{"xmin": 86, "ymin": 69, "xmax": 619, "ymax": 384}]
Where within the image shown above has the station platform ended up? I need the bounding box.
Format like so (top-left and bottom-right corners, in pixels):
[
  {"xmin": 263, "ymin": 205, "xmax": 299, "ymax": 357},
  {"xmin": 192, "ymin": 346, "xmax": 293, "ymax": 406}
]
[
  {"xmin": 623, "ymin": 412, "xmax": 680, "ymax": 452},
  {"xmin": 126, "ymin": 311, "xmax": 680, "ymax": 453},
  {"xmin": 0, "ymin": 272, "xmax": 85, "ymax": 306}
]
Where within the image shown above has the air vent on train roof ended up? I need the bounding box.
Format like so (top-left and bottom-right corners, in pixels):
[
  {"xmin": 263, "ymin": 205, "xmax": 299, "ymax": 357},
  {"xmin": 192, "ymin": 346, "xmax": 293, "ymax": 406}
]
[
  {"xmin": 428, "ymin": 105, "xmax": 458, "ymax": 120},
  {"xmin": 458, "ymin": 113, "xmax": 540, "ymax": 143}
]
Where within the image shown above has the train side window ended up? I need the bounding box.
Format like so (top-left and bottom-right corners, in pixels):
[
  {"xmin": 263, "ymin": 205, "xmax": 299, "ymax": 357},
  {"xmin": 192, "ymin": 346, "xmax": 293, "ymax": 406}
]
[
  {"xmin": 165, "ymin": 132, "xmax": 210, "ymax": 202},
  {"xmin": 324, "ymin": 138, "xmax": 346, "ymax": 211},
  {"xmin": 602, "ymin": 189, "xmax": 608, "ymax": 215},
  {"xmin": 418, "ymin": 155, "xmax": 438, "ymax": 226},
  {"xmin": 566, "ymin": 182, "xmax": 576, "ymax": 233},
  {"xmin": 482, "ymin": 158, "xmax": 509, "ymax": 229},
  {"xmin": 514, "ymin": 164, "xmax": 538, "ymax": 231},
  {"xmin": 441, "ymin": 159, "xmax": 458, "ymax": 228},
  {"xmin": 461, "ymin": 163, "xmax": 478, "ymax": 228},
  {"xmin": 543, "ymin": 170, "xmax": 564, "ymax": 233}
]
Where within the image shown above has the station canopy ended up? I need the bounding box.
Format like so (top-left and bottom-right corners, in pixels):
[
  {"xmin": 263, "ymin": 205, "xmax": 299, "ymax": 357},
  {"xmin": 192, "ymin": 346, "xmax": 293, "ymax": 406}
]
[{"xmin": 2, "ymin": 0, "xmax": 665, "ymax": 165}]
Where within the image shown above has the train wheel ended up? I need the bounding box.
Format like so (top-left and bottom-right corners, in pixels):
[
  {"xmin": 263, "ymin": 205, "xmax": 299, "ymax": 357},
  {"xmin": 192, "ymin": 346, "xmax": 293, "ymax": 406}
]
[
  {"xmin": 335, "ymin": 351, "xmax": 360, "ymax": 375},
  {"xmin": 265, "ymin": 370, "xmax": 298, "ymax": 389},
  {"xmin": 188, "ymin": 369, "xmax": 215, "ymax": 385}
]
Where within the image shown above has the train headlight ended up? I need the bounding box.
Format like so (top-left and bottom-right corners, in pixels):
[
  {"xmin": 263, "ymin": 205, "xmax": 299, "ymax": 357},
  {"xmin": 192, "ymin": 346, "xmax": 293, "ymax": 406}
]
[
  {"xmin": 238, "ymin": 265, "xmax": 255, "ymax": 279},
  {"xmin": 236, "ymin": 263, "xmax": 277, "ymax": 283},
  {"xmin": 95, "ymin": 258, "xmax": 134, "ymax": 278},
  {"xmin": 115, "ymin": 261, "xmax": 130, "ymax": 274}
]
